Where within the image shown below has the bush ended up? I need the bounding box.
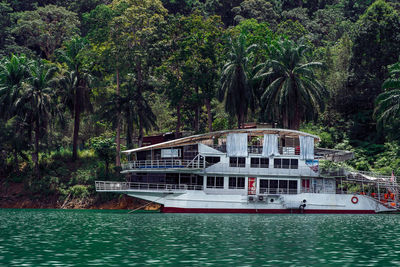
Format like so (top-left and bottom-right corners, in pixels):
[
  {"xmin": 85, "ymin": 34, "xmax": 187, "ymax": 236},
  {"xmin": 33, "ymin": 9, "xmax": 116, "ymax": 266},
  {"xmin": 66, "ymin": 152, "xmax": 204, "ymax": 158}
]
[
  {"xmin": 67, "ymin": 185, "xmax": 90, "ymax": 199},
  {"xmin": 69, "ymin": 169, "xmax": 95, "ymax": 185}
]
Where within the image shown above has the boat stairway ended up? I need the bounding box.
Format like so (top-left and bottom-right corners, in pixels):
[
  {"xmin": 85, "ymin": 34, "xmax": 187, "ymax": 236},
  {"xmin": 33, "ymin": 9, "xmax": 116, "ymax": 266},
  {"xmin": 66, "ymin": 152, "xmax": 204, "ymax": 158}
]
[{"xmin": 366, "ymin": 194, "xmax": 399, "ymax": 210}]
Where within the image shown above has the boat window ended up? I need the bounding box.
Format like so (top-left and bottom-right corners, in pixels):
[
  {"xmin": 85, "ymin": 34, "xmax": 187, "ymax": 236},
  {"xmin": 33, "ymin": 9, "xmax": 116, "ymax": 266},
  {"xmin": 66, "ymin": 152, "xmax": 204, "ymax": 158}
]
[
  {"xmin": 274, "ymin": 159, "xmax": 281, "ymax": 168},
  {"xmin": 279, "ymin": 180, "xmax": 288, "ymax": 194},
  {"xmin": 269, "ymin": 180, "xmax": 278, "ymax": 194},
  {"xmin": 229, "ymin": 157, "xmax": 246, "ymax": 167},
  {"xmin": 216, "ymin": 177, "xmax": 224, "ymax": 188},
  {"xmin": 282, "ymin": 159, "xmax": 290, "ymax": 168},
  {"xmin": 260, "ymin": 179, "xmax": 269, "ymax": 194},
  {"xmin": 238, "ymin": 157, "xmax": 245, "ymax": 167},
  {"xmin": 250, "ymin": 158, "xmax": 259, "ymax": 167},
  {"xmin": 207, "ymin": 176, "xmax": 224, "ymax": 188},
  {"xmin": 207, "ymin": 176, "xmax": 215, "ymax": 188},
  {"xmin": 274, "ymin": 158, "xmax": 298, "ymax": 169},
  {"xmin": 205, "ymin": 156, "xmax": 220, "ymax": 164},
  {"xmin": 229, "ymin": 177, "xmax": 245, "ymax": 189},
  {"xmin": 251, "ymin": 158, "xmax": 269, "ymax": 168},
  {"xmin": 289, "ymin": 180, "xmax": 298, "ymax": 194},
  {"xmin": 229, "ymin": 157, "xmax": 237, "ymax": 167},
  {"xmin": 260, "ymin": 158, "xmax": 269, "ymax": 168},
  {"xmin": 290, "ymin": 159, "xmax": 298, "ymax": 169}
]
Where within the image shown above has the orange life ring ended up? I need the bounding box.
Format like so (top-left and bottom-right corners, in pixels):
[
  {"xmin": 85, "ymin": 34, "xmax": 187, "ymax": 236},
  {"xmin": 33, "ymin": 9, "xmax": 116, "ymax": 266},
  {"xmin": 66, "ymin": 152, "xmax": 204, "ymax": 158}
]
[{"xmin": 351, "ymin": 196, "xmax": 358, "ymax": 204}]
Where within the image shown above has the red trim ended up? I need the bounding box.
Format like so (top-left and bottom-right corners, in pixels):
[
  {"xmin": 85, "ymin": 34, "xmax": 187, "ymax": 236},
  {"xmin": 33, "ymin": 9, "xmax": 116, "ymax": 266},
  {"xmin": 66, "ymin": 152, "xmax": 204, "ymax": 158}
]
[{"xmin": 161, "ymin": 207, "xmax": 376, "ymax": 214}]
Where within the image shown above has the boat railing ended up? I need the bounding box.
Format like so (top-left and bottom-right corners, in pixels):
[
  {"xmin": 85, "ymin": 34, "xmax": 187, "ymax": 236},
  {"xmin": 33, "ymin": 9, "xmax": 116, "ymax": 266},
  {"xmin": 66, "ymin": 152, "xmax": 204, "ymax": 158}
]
[
  {"xmin": 208, "ymin": 145, "xmax": 300, "ymax": 155},
  {"xmin": 95, "ymin": 181, "xmax": 203, "ymax": 192},
  {"xmin": 259, "ymin": 188, "xmax": 298, "ymax": 195},
  {"xmin": 205, "ymin": 164, "xmax": 320, "ymax": 177},
  {"xmin": 121, "ymin": 159, "xmax": 207, "ymax": 171}
]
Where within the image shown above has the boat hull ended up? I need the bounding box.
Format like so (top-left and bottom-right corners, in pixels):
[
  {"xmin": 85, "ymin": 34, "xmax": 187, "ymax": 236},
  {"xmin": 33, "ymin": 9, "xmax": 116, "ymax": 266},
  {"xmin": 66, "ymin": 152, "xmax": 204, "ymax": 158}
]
[
  {"xmin": 126, "ymin": 191, "xmax": 394, "ymax": 214},
  {"xmin": 161, "ymin": 207, "xmax": 376, "ymax": 214}
]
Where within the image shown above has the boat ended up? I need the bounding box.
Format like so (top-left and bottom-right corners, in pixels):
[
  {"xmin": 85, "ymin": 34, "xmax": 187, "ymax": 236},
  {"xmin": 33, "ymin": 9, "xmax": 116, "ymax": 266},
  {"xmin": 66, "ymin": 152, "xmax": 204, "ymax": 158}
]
[{"xmin": 95, "ymin": 128, "xmax": 399, "ymax": 213}]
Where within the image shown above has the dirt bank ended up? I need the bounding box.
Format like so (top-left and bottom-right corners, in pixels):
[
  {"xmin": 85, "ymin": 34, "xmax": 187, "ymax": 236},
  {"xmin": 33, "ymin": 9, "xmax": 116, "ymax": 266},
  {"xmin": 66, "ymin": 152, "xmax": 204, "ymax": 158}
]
[{"xmin": 0, "ymin": 181, "xmax": 161, "ymax": 211}]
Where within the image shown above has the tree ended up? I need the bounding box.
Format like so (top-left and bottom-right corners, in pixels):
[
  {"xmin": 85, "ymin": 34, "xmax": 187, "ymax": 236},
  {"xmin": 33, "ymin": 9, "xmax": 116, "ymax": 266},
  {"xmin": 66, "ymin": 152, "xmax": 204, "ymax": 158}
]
[
  {"xmin": 100, "ymin": 78, "xmax": 157, "ymax": 149},
  {"xmin": 0, "ymin": 2, "xmax": 13, "ymax": 56},
  {"xmin": 91, "ymin": 136, "xmax": 116, "ymax": 178},
  {"xmin": 58, "ymin": 37, "xmax": 92, "ymax": 161},
  {"xmin": 111, "ymin": 0, "xmax": 166, "ymax": 146},
  {"xmin": 11, "ymin": 5, "xmax": 80, "ymax": 59},
  {"xmin": 0, "ymin": 54, "xmax": 31, "ymax": 118},
  {"xmin": 374, "ymin": 60, "xmax": 400, "ymax": 131},
  {"xmin": 0, "ymin": 54, "xmax": 32, "ymax": 168},
  {"xmin": 16, "ymin": 60, "xmax": 58, "ymax": 176},
  {"xmin": 338, "ymin": 0, "xmax": 400, "ymax": 141},
  {"xmin": 219, "ymin": 34, "xmax": 256, "ymax": 128},
  {"xmin": 257, "ymin": 39, "xmax": 328, "ymax": 130},
  {"xmin": 232, "ymin": 0, "xmax": 280, "ymax": 29}
]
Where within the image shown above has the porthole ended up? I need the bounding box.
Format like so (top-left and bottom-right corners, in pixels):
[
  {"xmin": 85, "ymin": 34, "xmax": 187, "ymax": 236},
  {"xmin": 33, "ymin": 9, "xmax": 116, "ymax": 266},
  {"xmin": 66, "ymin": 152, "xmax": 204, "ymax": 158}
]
[{"xmin": 270, "ymin": 198, "xmax": 274, "ymax": 203}]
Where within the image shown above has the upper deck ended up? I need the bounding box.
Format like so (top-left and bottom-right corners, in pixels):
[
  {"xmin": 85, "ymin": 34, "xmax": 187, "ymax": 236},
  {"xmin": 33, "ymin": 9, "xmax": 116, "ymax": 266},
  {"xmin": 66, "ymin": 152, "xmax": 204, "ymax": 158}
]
[{"xmin": 120, "ymin": 128, "xmax": 353, "ymax": 177}]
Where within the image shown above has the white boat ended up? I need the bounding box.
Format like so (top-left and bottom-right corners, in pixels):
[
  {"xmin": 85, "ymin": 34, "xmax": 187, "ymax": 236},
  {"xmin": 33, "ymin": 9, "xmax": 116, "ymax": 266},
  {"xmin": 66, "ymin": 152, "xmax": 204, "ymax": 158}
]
[{"xmin": 95, "ymin": 128, "xmax": 399, "ymax": 213}]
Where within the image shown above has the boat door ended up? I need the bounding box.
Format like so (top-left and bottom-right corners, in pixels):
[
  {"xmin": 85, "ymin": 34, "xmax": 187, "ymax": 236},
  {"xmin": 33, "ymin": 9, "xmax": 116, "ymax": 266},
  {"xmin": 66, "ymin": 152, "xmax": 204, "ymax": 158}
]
[
  {"xmin": 301, "ymin": 179, "xmax": 310, "ymax": 193},
  {"xmin": 248, "ymin": 177, "xmax": 256, "ymax": 195}
]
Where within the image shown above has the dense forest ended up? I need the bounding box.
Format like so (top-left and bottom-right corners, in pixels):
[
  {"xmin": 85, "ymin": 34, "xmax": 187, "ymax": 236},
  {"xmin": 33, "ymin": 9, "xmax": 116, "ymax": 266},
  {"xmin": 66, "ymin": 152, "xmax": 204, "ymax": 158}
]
[{"xmin": 1, "ymin": 0, "xmax": 400, "ymax": 207}]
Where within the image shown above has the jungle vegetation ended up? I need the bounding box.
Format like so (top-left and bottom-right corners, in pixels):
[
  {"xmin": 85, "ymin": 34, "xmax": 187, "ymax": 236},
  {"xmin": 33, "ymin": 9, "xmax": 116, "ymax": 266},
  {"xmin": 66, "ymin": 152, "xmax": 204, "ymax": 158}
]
[{"xmin": 1, "ymin": 0, "xmax": 400, "ymax": 201}]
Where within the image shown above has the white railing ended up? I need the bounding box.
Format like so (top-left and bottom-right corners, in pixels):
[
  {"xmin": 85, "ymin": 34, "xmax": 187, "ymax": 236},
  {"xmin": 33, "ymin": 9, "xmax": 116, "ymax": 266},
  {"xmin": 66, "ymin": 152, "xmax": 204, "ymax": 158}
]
[
  {"xmin": 95, "ymin": 181, "xmax": 203, "ymax": 192},
  {"xmin": 208, "ymin": 145, "xmax": 300, "ymax": 155},
  {"xmin": 121, "ymin": 159, "xmax": 207, "ymax": 171},
  {"xmin": 205, "ymin": 164, "xmax": 320, "ymax": 177},
  {"xmin": 259, "ymin": 188, "xmax": 298, "ymax": 195}
]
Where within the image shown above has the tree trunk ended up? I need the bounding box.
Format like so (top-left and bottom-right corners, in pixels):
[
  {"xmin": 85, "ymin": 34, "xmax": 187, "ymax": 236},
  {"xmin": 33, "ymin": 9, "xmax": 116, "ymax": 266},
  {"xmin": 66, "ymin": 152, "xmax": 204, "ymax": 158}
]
[
  {"xmin": 176, "ymin": 101, "xmax": 181, "ymax": 139},
  {"xmin": 205, "ymin": 98, "xmax": 212, "ymax": 132},
  {"xmin": 138, "ymin": 116, "xmax": 144, "ymax": 147},
  {"xmin": 34, "ymin": 119, "xmax": 40, "ymax": 178},
  {"xmin": 115, "ymin": 68, "xmax": 121, "ymax": 167},
  {"xmin": 72, "ymin": 85, "xmax": 81, "ymax": 161},
  {"xmin": 126, "ymin": 108, "xmax": 133, "ymax": 149},
  {"xmin": 194, "ymin": 87, "xmax": 199, "ymax": 132},
  {"xmin": 136, "ymin": 60, "xmax": 144, "ymax": 147},
  {"xmin": 13, "ymin": 149, "xmax": 18, "ymax": 171},
  {"xmin": 105, "ymin": 160, "xmax": 109, "ymax": 178}
]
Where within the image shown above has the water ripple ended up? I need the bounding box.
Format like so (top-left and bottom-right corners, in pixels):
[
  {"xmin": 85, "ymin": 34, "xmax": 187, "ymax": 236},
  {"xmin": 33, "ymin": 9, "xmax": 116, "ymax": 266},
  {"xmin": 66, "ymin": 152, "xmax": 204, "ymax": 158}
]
[{"xmin": 1, "ymin": 210, "xmax": 400, "ymax": 266}]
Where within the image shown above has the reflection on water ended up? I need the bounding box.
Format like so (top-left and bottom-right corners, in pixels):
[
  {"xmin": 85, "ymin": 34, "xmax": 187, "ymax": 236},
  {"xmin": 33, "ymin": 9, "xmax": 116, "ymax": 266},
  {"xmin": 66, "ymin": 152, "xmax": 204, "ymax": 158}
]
[{"xmin": 0, "ymin": 209, "xmax": 400, "ymax": 266}]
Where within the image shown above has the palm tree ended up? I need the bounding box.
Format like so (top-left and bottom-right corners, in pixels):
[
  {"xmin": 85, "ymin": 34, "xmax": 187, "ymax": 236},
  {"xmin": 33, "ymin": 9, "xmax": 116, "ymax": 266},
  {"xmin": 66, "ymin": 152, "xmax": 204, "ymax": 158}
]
[
  {"xmin": 219, "ymin": 34, "xmax": 256, "ymax": 128},
  {"xmin": 257, "ymin": 39, "xmax": 328, "ymax": 130},
  {"xmin": 58, "ymin": 37, "xmax": 92, "ymax": 161},
  {"xmin": 16, "ymin": 60, "xmax": 58, "ymax": 176},
  {"xmin": 0, "ymin": 54, "xmax": 31, "ymax": 118},
  {"xmin": 101, "ymin": 78, "xmax": 157, "ymax": 149},
  {"xmin": 374, "ymin": 60, "xmax": 400, "ymax": 126},
  {"xmin": 0, "ymin": 54, "xmax": 31, "ymax": 168}
]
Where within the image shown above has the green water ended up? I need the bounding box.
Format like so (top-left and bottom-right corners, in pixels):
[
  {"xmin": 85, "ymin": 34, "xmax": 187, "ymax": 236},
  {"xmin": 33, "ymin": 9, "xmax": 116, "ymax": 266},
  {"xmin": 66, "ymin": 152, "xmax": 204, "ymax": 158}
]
[{"xmin": 1, "ymin": 209, "xmax": 400, "ymax": 266}]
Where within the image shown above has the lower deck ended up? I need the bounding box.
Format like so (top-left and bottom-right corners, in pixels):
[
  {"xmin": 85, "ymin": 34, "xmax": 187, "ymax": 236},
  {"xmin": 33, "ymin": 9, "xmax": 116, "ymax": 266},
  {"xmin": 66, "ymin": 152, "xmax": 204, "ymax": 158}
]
[{"xmin": 95, "ymin": 172, "xmax": 398, "ymax": 213}]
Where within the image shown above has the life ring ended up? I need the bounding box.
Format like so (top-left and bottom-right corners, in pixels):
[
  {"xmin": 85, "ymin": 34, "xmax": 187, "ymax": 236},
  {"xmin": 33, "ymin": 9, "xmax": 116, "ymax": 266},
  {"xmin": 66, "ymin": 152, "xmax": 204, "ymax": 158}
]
[{"xmin": 351, "ymin": 196, "xmax": 359, "ymax": 204}]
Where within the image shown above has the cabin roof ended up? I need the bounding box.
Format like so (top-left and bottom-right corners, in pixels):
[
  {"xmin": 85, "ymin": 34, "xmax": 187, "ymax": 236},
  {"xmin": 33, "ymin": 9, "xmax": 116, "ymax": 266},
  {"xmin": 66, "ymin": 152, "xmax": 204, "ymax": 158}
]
[{"xmin": 122, "ymin": 128, "xmax": 320, "ymax": 154}]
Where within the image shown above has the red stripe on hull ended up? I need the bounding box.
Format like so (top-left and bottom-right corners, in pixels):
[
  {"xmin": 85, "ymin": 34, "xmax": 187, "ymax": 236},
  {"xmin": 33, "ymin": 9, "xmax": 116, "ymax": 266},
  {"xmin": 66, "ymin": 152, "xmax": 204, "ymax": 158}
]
[{"xmin": 161, "ymin": 207, "xmax": 376, "ymax": 214}]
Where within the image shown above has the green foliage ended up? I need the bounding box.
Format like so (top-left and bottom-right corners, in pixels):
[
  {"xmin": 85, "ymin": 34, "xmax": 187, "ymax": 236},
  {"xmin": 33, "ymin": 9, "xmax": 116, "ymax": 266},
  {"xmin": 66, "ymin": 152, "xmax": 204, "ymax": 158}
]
[
  {"xmin": 219, "ymin": 33, "xmax": 256, "ymax": 128},
  {"xmin": 66, "ymin": 184, "xmax": 90, "ymax": 198},
  {"xmin": 90, "ymin": 136, "xmax": 116, "ymax": 176},
  {"xmin": 257, "ymin": 39, "xmax": 328, "ymax": 129},
  {"xmin": 2, "ymin": 0, "xmax": 400, "ymax": 203},
  {"xmin": 232, "ymin": 0, "xmax": 280, "ymax": 29},
  {"xmin": 11, "ymin": 5, "xmax": 80, "ymax": 59}
]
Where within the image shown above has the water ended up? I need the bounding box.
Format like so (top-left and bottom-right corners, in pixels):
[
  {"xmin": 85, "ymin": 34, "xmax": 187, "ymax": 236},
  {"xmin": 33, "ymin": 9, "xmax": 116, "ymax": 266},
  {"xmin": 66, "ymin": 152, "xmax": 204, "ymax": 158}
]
[{"xmin": 1, "ymin": 210, "xmax": 400, "ymax": 266}]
